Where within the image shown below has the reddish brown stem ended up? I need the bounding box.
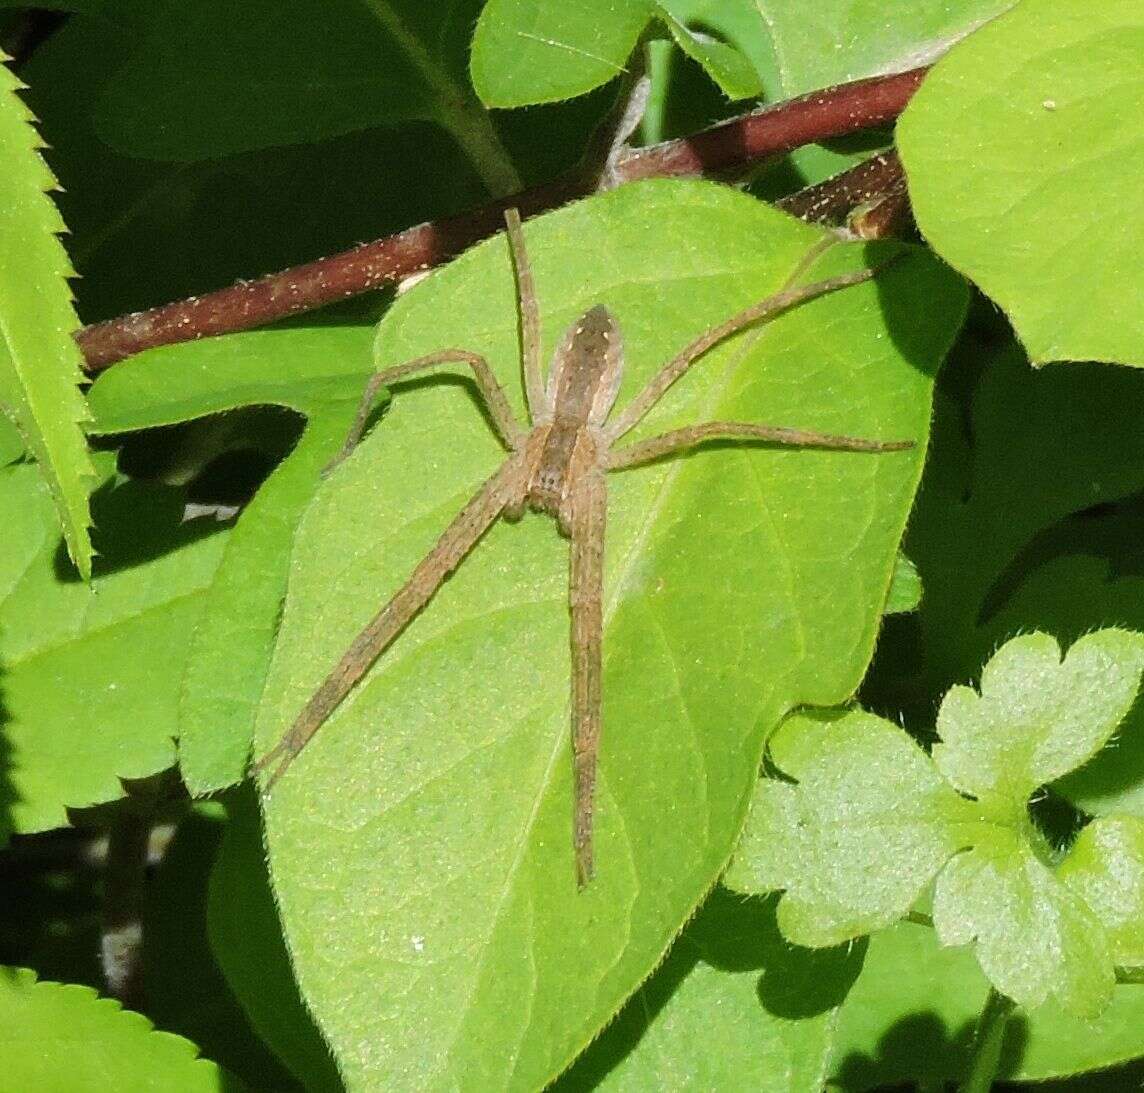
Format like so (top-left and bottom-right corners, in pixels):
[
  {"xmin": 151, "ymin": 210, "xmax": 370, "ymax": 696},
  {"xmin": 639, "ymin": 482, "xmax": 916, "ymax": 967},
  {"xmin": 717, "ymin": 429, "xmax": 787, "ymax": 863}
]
[
  {"xmin": 777, "ymin": 149, "xmax": 910, "ymax": 228},
  {"xmin": 614, "ymin": 68, "xmax": 924, "ymax": 182},
  {"xmin": 76, "ymin": 66, "xmax": 929, "ymax": 374},
  {"xmin": 847, "ymin": 188, "xmax": 913, "ymax": 240},
  {"xmin": 76, "ymin": 176, "xmax": 581, "ymax": 373}
]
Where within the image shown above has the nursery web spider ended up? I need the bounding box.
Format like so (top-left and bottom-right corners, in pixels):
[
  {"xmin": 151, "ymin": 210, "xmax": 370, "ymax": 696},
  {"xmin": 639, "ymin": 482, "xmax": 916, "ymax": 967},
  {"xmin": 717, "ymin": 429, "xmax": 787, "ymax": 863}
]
[{"xmin": 255, "ymin": 208, "xmax": 911, "ymax": 887}]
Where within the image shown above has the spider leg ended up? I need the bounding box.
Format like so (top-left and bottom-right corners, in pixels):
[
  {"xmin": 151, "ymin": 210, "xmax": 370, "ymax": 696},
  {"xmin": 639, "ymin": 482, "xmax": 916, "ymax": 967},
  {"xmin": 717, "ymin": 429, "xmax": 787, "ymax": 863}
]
[
  {"xmin": 782, "ymin": 235, "xmax": 836, "ymax": 290},
  {"xmin": 568, "ymin": 469, "xmax": 607, "ymax": 888},
  {"xmin": 604, "ymin": 263, "xmax": 886, "ymax": 444},
  {"xmin": 254, "ymin": 454, "xmax": 527, "ymax": 789},
  {"xmin": 606, "ymin": 420, "xmax": 913, "ymax": 471},
  {"xmin": 504, "ymin": 208, "xmax": 549, "ymax": 424},
  {"xmin": 324, "ymin": 350, "xmax": 525, "ymax": 477}
]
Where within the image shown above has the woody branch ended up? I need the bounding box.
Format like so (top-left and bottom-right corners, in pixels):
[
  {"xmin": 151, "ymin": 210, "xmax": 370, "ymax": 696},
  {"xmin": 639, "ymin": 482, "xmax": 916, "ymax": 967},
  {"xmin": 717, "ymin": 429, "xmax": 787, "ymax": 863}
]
[{"xmin": 75, "ymin": 67, "xmax": 926, "ymax": 374}]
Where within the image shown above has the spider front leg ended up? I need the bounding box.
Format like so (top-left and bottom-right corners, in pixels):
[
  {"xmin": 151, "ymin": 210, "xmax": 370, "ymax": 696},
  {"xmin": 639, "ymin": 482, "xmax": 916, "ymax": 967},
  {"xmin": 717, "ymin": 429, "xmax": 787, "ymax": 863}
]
[
  {"xmin": 604, "ymin": 262, "xmax": 889, "ymax": 445},
  {"xmin": 324, "ymin": 349, "xmax": 525, "ymax": 477},
  {"xmin": 254, "ymin": 454, "xmax": 528, "ymax": 790},
  {"xmin": 606, "ymin": 420, "xmax": 913, "ymax": 471},
  {"xmin": 503, "ymin": 208, "xmax": 548, "ymax": 423}
]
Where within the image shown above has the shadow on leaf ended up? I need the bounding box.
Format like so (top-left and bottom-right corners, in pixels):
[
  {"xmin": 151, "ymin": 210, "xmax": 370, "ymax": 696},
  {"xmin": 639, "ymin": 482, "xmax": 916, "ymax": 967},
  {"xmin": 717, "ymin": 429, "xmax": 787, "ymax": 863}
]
[
  {"xmin": 832, "ymin": 1008, "xmax": 1029, "ymax": 1090},
  {"xmin": 555, "ymin": 887, "xmax": 865, "ymax": 1089}
]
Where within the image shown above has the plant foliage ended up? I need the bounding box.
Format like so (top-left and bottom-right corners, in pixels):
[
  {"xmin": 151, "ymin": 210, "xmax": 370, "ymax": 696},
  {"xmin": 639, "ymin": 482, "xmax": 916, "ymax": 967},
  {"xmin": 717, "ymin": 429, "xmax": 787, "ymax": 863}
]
[
  {"xmin": 0, "ymin": 49, "xmax": 93, "ymax": 577},
  {"xmin": 1, "ymin": 1, "xmax": 1143, "ymax": 1089},
  {"xmin": 728, "ymin": 632, "xmax": 1144, "ymax": 1019}
]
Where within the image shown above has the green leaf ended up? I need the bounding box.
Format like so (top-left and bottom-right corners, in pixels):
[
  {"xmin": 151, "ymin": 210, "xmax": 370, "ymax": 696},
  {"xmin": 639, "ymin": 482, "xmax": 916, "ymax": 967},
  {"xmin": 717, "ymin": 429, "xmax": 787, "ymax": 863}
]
[
  {"xmin": 1058, "ymin": 815, "xmax": 1144, "ymax": 967},
  {"xmin": 208, "ymin": 786, "xmax": 343, "ymax": 1092},
  {"xmin": 887, "ymin": 331, "xmax": 1144, "ymax": 792},
  {"xmin": 658, "ymin": 4, "xmax": 762, "ymax": 100},
  {"xmin": 649, "ymin": 1, "xmax": 775, "ymax": 111},
  {"xmin": 863, "ymin": 335, "xmax": 1144, "ymax": 807},
  {"xmin": 0, "ymin": 52, "xmax": 94, "ymax": 578},
  {"xmin": 555, "ymin": 889, "xmax": 862, "ymax": 1091},
  {"xmin": 0, "ymin": 455, "xmax": 229, "ymax": 840},
  {"xmin": 898, "ymin": 0, "xmax": 1144, "ymax": 365},
  {"xmin": 726, "ymin": 711, "xmax": 979, "ymax": 946},
  {"xmin": 471, "ymin": 0, "xmax": 651, "ymax": 107},
  {"xmin": 885, "ymin": 552, "xmax": 921, "ymax": 614},
  {"xmin": 175, "ymin": 421, "xmax": 355, "ymax": 792},
  {"xmin": 932, "ymin": 826, "xmax": 1115, "ymax": 1019},
  {"xmin": 93, "ymin": 0, "xmax": 520, "ymax": 195},
  {"xmin": 0, "ymin": 412, "xmax": 22, "ymax": 466},
  {"xmin": 645, "ymin": 1, "xmax": 1014, "ymax": 194},
  {"xmin": 471, "ymin": 0, "xmax": 761, "ymax": 107},
  {"xmin": 987, "ymin": 557, "xmax": 1144, "ymax": 819},
  {"xmin": 933, "ymin": 630, "xmax": 1144, "ymax": 803},
  {"xmin": 254, "ymin": 179, "xmax": 964, "ymax": 1088},
  {"xmin": 830, "ymin": 920, "xmax": 1144, "ymax": 1084},
  {"xmin": 144, "ymin": 801, "xmax": 303, "ymax": 1090},
  {"xmin": 0, "ymin": 966, "xmax": 236, "ymax": 1091},
  {"xmin": 734, "ymin": 631, "xmax": 1144, "ymax": 1018},
  {"xmin": 18, "ymin": 6, "xmax": 525, "ymax": 328},
  {"xmin": 754, "ymin": 0, "xmax": 1016, "ymax": 97},
  {"xmin": 0, "ymin": 0, "xmax": 99, "ymax": 8},
  {"xmin": 88, "ymin": 326, "xmax": 373, "ymax": 794}
]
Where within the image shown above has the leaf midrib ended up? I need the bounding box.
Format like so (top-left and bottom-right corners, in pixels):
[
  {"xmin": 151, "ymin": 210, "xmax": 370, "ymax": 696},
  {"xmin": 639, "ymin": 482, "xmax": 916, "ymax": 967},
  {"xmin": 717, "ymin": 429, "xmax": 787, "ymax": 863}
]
[{"xmin": 358, "ymin": 0, "xmax": 521, "ymax": 196}]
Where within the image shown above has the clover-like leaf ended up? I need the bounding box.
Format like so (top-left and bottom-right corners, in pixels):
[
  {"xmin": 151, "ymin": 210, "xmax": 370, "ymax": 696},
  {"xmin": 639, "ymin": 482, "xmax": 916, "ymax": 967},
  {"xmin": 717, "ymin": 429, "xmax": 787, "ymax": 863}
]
[
  {"xmin": 1058, "ymin": 815, "xmax": 1144, "ymax": 968},
  {"xmin": 726, "ymin": 710, "xmax": 981, "ymax": 947},
  {"xmin": 730, "ymin": 630, "xmax": 1144, "ymax": 1019},
  {"xmin": 932, "ymin": 826, "xmax": 1114, "ymax": 1019},
  {"xmin": 867, "ymin": 333, "xmax": 1144, "ymax": 818},
  {"xmin": 983, "ymin": 557, "xmax": 1144, "ymax": 820},
  {"xmin": 934, "ymin": 630, "xmax": 1144, "ymax": 804}
]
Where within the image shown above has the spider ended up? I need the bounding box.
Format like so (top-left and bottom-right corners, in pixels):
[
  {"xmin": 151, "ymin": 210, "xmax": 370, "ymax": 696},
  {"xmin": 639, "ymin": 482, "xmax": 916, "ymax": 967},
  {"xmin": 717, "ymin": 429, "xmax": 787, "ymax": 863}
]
[{"xmin": 254, "ymin": 207, "xmax": 911, "ymax": 887}]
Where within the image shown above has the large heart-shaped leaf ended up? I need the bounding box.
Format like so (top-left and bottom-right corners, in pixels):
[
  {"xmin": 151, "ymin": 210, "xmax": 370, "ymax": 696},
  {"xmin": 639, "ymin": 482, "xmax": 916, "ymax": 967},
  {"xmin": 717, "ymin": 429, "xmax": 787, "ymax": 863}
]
[
  {"xmin": 255, "ymin": 179, "xmax": 966, "ymax": 1088},
  {"xmin": 756, "ymin": 0, "xmax": 1016, "ymax": 98},
  {"xmin": 898, "ymin": 0, "xmax": 1144, "ymax": 365}
]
